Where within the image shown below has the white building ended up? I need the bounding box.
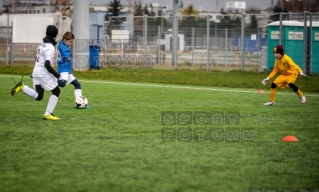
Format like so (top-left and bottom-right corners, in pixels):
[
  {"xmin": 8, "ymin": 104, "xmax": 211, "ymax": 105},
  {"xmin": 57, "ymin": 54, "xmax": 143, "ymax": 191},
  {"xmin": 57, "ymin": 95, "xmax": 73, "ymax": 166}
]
[
  {"xmin": 160, "ymin": 30, "xmax": 185, "ymax": 51},
  {"xmin": 0, "ymin": 11, "xmax": 72, "ymax": 42}
]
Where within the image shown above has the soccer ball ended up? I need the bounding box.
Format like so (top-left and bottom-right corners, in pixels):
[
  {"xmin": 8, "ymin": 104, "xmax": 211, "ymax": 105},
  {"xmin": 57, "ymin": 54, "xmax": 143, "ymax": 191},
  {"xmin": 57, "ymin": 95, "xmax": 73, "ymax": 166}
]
[{"xmin": 75, "ymin": 96, "xmax": 88, "ymax": 109}]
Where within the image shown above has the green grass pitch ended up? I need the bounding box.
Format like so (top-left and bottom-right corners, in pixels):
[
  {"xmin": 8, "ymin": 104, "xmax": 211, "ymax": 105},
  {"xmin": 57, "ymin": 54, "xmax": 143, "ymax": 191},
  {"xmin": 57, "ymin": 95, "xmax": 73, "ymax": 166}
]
[{"xmin": 0, "ymin": 74, "xmax": 319, "ymax": 192}]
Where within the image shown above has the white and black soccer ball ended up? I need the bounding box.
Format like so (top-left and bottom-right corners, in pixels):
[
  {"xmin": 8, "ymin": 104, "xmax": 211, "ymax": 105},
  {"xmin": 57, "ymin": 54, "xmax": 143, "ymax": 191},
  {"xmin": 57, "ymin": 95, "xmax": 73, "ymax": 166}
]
[{"xmin": 75, "ymin": 96, "xmax": 88, "ymax": 109}]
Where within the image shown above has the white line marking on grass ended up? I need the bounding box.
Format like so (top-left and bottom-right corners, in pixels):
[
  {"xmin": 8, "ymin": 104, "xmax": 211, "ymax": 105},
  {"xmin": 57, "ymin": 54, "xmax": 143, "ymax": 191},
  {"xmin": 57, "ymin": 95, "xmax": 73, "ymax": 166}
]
[
  {"xmin": 2, "ymin": 74, "xmax": 319, "ymax": 97},
  {"xmin": 80, "ymin": 79, "xmax": 319, "ymax": 97}
]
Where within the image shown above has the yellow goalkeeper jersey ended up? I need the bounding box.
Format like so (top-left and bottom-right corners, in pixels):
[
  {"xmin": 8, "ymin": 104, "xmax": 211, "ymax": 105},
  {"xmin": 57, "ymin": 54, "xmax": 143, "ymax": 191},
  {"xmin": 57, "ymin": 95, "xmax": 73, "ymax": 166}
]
[{"xmin": 268, "ymin": 54, "xmax": 302, "ymax": 79}]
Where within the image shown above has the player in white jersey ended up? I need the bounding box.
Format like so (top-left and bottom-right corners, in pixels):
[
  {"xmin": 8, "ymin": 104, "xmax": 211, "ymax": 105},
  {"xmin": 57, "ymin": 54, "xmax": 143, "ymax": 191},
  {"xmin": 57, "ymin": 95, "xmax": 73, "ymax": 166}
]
[{"xmin": 11, "ymin": 25, "xmax": 62, "ymax": 120}]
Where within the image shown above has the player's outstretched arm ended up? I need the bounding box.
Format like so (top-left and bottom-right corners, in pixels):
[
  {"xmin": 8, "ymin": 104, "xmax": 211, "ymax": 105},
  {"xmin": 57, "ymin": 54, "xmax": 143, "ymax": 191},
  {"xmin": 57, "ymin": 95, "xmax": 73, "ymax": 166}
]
[{"xmin": 44, "ymin": 60, "xmax": 60, "ymax": 79}]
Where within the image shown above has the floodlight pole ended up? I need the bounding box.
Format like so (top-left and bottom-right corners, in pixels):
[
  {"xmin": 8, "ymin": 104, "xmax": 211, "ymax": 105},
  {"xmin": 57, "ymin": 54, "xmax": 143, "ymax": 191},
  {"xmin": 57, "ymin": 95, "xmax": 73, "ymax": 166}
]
[{"xmin": 73, "ymin": 0, "xmax": 90, "ymax": 70}]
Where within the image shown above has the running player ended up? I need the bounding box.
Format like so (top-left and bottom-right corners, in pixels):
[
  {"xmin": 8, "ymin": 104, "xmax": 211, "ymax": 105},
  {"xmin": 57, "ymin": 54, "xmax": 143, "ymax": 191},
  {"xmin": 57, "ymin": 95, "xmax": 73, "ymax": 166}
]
[
  {"xmin": 11, "ymin": 25, "xmax": 61, "ymax": 120},
  {"xmin": 56, "ymin": 31, "xmax": 90, "ymax": 109}
]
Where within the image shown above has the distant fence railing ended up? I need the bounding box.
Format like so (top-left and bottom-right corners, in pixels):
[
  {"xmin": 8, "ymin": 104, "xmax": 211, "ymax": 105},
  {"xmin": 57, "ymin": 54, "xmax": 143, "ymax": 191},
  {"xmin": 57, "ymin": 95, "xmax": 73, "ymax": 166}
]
[{"xmin": 1, "ymin": 13, "xmax": 319, "ymax": 73}]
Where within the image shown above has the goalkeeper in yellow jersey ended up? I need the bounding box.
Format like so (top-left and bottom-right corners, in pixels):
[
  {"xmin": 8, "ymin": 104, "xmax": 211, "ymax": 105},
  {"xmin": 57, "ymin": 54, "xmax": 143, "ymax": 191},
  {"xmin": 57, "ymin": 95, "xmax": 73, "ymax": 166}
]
[{"xmin": 261, "ymin": 45, "xmax": 307, "ymax": 106}]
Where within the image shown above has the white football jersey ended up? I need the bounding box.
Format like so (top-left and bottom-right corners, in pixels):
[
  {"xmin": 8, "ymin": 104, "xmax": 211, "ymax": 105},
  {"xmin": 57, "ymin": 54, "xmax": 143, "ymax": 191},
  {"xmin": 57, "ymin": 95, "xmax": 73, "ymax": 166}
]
[{"xmin": 32, "ymin": 42, "xmax": 55, "ymax": 77}]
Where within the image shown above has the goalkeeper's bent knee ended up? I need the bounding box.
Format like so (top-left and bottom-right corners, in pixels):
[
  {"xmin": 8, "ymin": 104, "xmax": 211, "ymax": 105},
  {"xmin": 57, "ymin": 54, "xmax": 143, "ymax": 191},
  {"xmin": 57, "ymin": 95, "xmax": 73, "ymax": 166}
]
[{"xmin": 271, "ymin": 83, "xmax": 277, "ymax": 89}]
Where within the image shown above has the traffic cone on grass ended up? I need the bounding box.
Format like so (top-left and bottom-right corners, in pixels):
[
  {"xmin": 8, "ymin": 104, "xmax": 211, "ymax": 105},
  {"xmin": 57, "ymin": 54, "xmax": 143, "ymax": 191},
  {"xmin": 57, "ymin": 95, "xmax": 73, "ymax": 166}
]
[{"xmin": 282, "ymin": 135, "xmax": 299, "ymax": 142}]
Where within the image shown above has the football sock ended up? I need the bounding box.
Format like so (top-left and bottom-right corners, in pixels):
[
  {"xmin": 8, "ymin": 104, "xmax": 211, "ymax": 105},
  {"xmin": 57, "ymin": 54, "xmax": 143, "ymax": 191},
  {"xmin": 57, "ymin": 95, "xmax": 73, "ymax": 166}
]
[
  {"xmin": 296, "ymin": 89, "xmax": 303, "ymax": 97},
  {"xmin": 45, "ymin": 95, "xmax": 58, "ymax": 116},
  {"xmin": 74, "ymin": 89, "xmax": 82, "ymax": 98},
  {"xmin": 270, "ymin": 88, "xmax": 276, "ymax": 102},
  {"xmin": 23, "ymin": 85, "xmax": 38, "ymax": 99}
]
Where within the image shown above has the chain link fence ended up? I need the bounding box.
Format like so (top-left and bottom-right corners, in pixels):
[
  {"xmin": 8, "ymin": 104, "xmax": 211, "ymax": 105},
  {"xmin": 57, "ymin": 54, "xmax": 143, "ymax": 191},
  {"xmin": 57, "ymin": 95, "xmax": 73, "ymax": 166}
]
[
  {"xmin": 96, "ymin": 14, "xmax": 267, "ymax": 72},
  {"xmin": 1, "ymin": 12, "xmax": 319, "ymax": 73}
]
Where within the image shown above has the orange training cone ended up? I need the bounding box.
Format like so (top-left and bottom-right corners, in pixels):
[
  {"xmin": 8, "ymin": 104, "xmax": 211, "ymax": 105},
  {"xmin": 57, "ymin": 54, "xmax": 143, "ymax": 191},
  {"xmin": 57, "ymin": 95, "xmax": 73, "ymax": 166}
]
[
  {"xmin": 282, "ymin": 135, "xmax": 299, "ymax": 142},
  {"xmin": 257, "ymin": 89, "xmax": 264, "ymax": 93}
]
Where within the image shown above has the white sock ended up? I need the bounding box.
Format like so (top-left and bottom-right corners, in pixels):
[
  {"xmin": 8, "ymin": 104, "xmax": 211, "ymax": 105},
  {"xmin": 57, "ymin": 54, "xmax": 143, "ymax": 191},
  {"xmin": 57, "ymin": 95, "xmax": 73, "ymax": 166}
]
[
  {"xmin": 74, "ymin": 89, "xmax": 82, "ymax": 98},
  {"xmin": 22, "ymin": 85, "xmax": 38, "ymax": 99},
  {"xmin": 45, "ymin": 95, "xmax": 58, "ymax": 116}
]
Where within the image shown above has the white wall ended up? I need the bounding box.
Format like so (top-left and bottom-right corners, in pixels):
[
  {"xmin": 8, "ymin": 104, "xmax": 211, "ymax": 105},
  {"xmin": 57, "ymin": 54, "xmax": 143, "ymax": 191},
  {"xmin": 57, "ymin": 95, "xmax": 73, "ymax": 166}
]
[{"xmin": 13, "ymin": 17, "xmax": 54, "ymax": 43}]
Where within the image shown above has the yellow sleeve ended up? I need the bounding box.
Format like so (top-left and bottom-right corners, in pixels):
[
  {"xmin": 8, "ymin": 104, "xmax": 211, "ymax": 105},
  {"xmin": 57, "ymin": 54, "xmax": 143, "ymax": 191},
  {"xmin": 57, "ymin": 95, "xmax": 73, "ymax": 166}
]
[
  {"xmin": 286, "ymin": 56, "xmax": 302, "ymax": 74},
  {"xmin": 268, "ymin": 61, "xmax": 278, "ymax": 79}
]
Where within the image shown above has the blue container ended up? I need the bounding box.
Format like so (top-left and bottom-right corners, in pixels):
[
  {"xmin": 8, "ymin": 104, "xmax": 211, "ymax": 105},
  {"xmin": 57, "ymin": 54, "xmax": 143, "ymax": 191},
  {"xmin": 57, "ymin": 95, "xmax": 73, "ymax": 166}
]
[
  {"xmin": 231, "ymin": 36, "xmax": 266, "ymax": 53},
  {"xmin": 89, "ymin": 44, "xmax": 100, "ymax": 70}
]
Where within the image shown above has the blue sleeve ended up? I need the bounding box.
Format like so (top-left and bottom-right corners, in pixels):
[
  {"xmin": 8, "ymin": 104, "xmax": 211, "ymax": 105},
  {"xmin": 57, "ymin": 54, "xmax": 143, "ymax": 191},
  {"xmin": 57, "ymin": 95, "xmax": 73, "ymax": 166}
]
[
  {"xmin": 58, "ymin": 42, "xmax": 72, "ymax": 61},
  {"xmin": 57, "ymin": 42, "xmax": 72, "ymax": 73}
]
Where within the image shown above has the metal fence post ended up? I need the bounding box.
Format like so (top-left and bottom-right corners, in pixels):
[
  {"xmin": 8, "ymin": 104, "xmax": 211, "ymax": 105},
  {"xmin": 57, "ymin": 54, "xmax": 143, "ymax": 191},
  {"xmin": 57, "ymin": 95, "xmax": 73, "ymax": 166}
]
[
  {"xmin": 304, "ymin": 11, "xmax": 311, "ymax": 74},
  {"xmin": 257, "ymin": 28, "xmax": 259, "ymax": 70},
  {"xmin": 308, "ymin": 13, "xmax": 312, "ymax": 74},
  {"xmin": 225, "ymin": 28, "xmax": 228, "ymax": 67},
  {"xmin": 279, "ymin": 12, "xmax": 283, "ymax": 45},
  {"xmin": 215, "ymin": 22, "xmax": 217, "ymax": 47},
  {"xmin": 144, "ymin": 14, "xmax": 147, "ymax": 55},
  {"xmin": 158, "ymin": 26, "xmax": 161, "ymax": 64},
  {"xmin": 192, "ymin": 27, "xmax": 194, "ymax": 66},
  {"xmin": 241, "ymin": 13, "xmax": 245, "ymax": 71},
  {"xmin": 303, "ymin": 12, "xmax": 307, "ymax": 73},
  {"xmin": 172, "ymin": 0, "xmax": 178, "ymax": 69},
  {"xmin": 161, "ymin": 16, "xmax": 163, "ymax": 35},
  {"xmin": 10, "ymin": 21, "xmax": 13, "ymax": 65},
  {"xmin": 175, "ymin": 14, "xmax": 178, "ymax": 69},
  {"xmin": 206, "ymin": 14, "xmax": 210, "ymax": 71},
  {"xmin": 6, "ymin": 14, "xmax": 9, "ymax": 67}
]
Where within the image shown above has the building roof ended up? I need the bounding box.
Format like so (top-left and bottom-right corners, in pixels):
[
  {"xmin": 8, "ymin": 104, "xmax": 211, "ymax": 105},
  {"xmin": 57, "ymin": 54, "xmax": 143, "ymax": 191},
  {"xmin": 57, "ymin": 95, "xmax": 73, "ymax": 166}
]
[
  {"xmin": 89, "ymin": 6, "xmax": 108, "ymax": 12},
  {"xmin": 268, "ymin": 20, "xmax": 304, "ymax": 26}
]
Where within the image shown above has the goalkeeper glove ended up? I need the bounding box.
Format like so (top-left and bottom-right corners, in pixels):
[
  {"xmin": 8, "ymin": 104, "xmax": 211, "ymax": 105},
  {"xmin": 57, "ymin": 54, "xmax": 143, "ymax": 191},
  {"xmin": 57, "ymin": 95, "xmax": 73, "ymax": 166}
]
[
  {"xmin": 261, "ymin": 77, "xmax": 270, "ymax": 85},
  {"xmin": 300, "ymin": 72, "xmax": 308, "ymax": 79}
]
